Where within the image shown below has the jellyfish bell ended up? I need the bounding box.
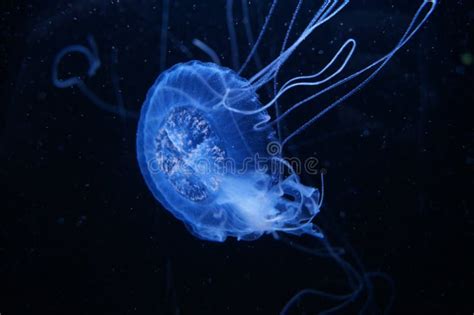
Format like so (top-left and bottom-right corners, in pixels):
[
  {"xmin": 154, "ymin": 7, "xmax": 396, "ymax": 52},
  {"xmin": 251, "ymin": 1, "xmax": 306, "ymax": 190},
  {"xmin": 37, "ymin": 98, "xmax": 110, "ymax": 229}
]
[{"xmin": 136, "ymin": 61, "xmax": 322, "ymax": 242}]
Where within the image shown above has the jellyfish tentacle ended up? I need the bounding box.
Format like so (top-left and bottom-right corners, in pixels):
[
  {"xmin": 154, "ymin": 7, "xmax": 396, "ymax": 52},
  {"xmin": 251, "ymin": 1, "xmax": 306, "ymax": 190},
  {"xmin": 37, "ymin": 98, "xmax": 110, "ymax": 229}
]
[
  {"xmin": 274, "ymin": 0, "xmax": 304, "ymax": 141},
  {"xmin": 226, "ymin": 0, "xmax": 240, "ymax": 70},
  {"xmin": 315, "ymin": 0, "xmax": 340, "ymax": 28},
  {"xmin": 278, "ymin": 233, "xmax": 345, "ymax": 258},
  {"xmin": 365, "ymin": 271, "xmax": 396, "ymax": 314},
  {"xmin": 281, "ymin": 289, "xmax": 360, "ymax": 315},
  {"xmin": 221, "ymin": 38, "xmax": 356, "ymax": 116},
  {"xmin": 52, "ymin": 36, "xmax": 137, "ymax": 118},
  {"xmin": 278, "ymin": 39, "xmax": 356, "ymax": 92},
  {"xmin": 249, "ymin": 0, "xmax": 350, "ymax": 88},
  {"xmin": 318, "ymin": 171, "xmax": 325, "ymax": 209},
  {"xmin": 223, "ymin": 0, "xmax": 435, "ymax": 137},
  {"xmin": 86, "ymin": 35, "xmax": 99, "ymax": 65},
  {"xmin": 192, "ymin": 39, "xmax": 221, "ymax": 65},
  {"xmin": 160, "ymin": 0, "xmax": 170, "ymax": 71},
  {"xmin": 280, "ymin": 0, "xmax": 437, "ymax": 146},
  {"xmin": 110, "ymin": 46, "xmax": 126, "ymax": 119},
  {"xmin": 269, "ymin": 157, "xmax": 323, "ymax": 238},
  {"xmin": 280, "ymin": 234, "xmax": 389, "ymax": 315},
  {"xmin": 238, "ymin": 0, "xmax": 279, "ymax": 75},
  {"xmin": 241, "ymin": 0, "xmax": 263, "ymax": 70},
  {"xmin": 259, "ymin": 38, "xmax": 356, "ymax": 113},
  {"xmin": 168, "ymin": 33, "xmax": 194, "ymax": 59},
  {"xmin": 52, "ymin": 36, "xmax": 100, "ymax": 88}
]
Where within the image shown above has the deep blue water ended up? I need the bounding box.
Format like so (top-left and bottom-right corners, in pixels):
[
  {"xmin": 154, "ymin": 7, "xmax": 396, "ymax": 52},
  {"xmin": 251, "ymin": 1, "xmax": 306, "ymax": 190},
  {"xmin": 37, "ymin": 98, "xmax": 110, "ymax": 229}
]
[{"xmin": 1, "ymin": 1, "xmax": 472, "ymax": 314}]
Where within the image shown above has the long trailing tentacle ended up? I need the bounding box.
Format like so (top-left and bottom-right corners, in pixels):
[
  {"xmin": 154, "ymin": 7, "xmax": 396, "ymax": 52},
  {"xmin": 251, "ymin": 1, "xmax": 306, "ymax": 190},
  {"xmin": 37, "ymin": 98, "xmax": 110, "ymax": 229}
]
[
  {"xmin": 51, "ymin": 36, "xmax": 137, "ymax": 119},
  {"xmin": 220, "ymin": 0, "xmax": 436, "ymax": 149},
  {"xmin": 238, "ymin": 0, "xmax": 279, "ymax": 75},
  {"xmin": 160, "ymin": 0, "xmax": 170, "ymax": 71},
  {"xmin": 226, "ymin": 0, "xmax": 240, "ymax": 70},
  {"xmin": 279, "ymin": 230, "xmax": 395, "ymax": 314},
  {"xmin": 249, "ymin": 0, "xmax": 350, "ymax": 88},
  {"xmin": 274, "ymin": 0, "xmax": 304, "ymax": 141},
  {"xmin": 280, "ymin": 234, "xmax": 364, "ymax": 315},
  {"xmin": 221, "ymin": 38, "xmax": 356, "ymax": 115},
  {"xmin": 281, "ymin": 0, "xmax": 437, "ymax": 146},
  {"xmin": 192, "ymin": 39, "xmax": 221, "ymax": 65},
  {"xmin": 241, "ymin": 0, "xmax": 264, "ymax": 70}
]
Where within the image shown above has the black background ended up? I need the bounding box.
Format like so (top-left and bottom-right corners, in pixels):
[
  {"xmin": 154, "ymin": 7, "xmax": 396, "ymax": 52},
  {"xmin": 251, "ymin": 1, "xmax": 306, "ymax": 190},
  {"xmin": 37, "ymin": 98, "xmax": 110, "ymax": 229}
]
[{"xmin": 1, "ymin": 0, "xmax": 472, "ymax": 314}]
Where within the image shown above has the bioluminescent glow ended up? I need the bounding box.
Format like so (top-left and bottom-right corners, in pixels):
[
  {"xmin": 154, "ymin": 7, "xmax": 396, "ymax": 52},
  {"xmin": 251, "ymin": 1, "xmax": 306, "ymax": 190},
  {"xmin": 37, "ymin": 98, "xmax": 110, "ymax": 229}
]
[
  {"xmin": 136, "ymin": 60, "xmax": 324, "ymax": 241},
  {"xmin": 135, "ymin": 0, "xmax": 437, "ymax": 242},
  {"xmin": 52, "ymin": 0, "xmax": 437, "ymax": 313}
]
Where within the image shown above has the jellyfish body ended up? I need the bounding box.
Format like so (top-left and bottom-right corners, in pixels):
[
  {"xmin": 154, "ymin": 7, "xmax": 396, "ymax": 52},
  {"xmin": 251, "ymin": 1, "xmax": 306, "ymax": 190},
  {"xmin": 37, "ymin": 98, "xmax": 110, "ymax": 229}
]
[{"xmin": 136, "ymin": 61, "xmax": 321, "ymax": 241}]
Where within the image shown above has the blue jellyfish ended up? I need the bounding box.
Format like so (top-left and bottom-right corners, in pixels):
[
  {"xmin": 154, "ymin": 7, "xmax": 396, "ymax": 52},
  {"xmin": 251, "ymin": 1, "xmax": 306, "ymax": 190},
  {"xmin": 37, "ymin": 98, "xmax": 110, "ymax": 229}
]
[
  {"xmin": 51, "ymin": 0, "xmax": 437, "ymax": 313},
  {"xmin": 136, "ymin": 60, "xmax": 322, "ymax": 241},
  {"xmin": 135, "ymin": 0, "xmax": 437, "ymax": 242}
]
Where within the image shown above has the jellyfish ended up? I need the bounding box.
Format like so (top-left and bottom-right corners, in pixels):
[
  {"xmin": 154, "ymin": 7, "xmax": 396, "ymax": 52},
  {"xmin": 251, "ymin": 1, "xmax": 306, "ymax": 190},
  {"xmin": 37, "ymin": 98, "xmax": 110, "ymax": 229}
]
[
  {"xmin": 135, "ymin": 0, "xmax": 437, "ymax": 242},
  {"xmin": 136, "ymin": 60, "xmax": 320, "ymax": 241},
  {"xmin": 51, "ymin": 0, "xmax": 437, "ymax": 313}
]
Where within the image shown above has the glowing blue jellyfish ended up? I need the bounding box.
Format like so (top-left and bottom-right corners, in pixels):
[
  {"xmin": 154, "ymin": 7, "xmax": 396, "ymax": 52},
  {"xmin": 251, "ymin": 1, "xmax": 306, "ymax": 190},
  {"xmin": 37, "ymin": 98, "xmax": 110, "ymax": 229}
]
[
  {"xmin": 51, "ymin": 0, "xmax": 437, "ymax": 313},
  {"xmin": 136, "ymin": 0, "xmax": 437, "ymax": 242},
  {"xmin": 136, "ymin": 61, "xmax": 322, "ymax": 241}
]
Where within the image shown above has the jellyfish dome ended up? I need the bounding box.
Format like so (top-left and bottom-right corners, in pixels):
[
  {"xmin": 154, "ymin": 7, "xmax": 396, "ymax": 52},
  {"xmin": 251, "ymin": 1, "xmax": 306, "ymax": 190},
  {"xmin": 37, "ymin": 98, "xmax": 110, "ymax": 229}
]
[{"xmin": 136, "ymin": 61, "xmax": 321, "ymax": 242}]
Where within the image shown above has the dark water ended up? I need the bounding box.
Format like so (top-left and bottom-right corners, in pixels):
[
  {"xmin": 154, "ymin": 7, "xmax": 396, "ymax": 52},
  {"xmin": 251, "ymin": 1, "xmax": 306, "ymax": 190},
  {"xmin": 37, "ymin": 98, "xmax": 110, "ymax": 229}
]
[{"xmin": 1, "ymin": 1, "xmax": 472, "ymax": 314}]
